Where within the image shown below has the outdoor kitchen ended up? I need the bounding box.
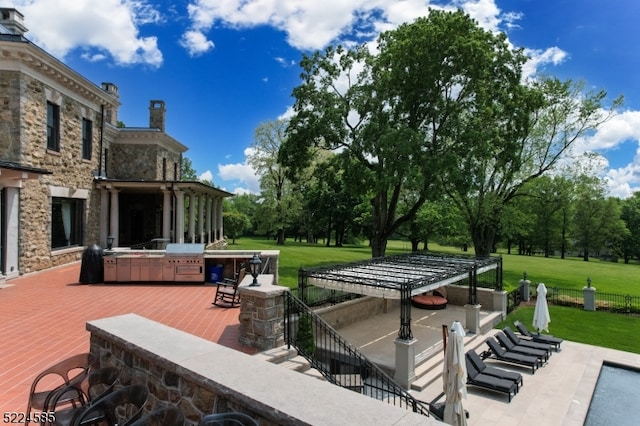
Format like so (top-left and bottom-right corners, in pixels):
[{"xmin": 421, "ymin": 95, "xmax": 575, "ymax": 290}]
[{"xmin": 102, "ymin": 243, "xmax": 278, "ymax": 284}]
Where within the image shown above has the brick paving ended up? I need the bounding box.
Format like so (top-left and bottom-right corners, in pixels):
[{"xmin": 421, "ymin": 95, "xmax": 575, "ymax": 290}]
[{"xmin": 0, "ymin": 262, "xmax": 254, "ymax": 413}]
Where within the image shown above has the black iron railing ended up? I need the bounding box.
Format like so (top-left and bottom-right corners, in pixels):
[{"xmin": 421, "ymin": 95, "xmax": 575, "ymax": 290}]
[
  {"xmin": 542, "ymin": 287, "xmax": 640, "ymax": 315},
  {"xmin": 293, "ymin": 268, "xmax": 363, "ymax": 307},
  {"xmin": 506, "ymin": 287, "xmax": 522, "ymax": 314},
  {"xmin": 283, "ymin": 292, "xmax": 432, "ymax": 417}
]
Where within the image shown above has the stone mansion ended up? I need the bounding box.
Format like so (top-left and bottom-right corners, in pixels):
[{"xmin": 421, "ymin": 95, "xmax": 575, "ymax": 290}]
[{"xmin": 0, "ymin": 8, "xmax": 231, "ymax": 281}]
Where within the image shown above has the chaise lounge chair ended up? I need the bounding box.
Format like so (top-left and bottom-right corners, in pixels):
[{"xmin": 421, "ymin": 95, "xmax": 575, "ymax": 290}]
[
  {"xmin": 464, "ymin": 357, "xmax": 519, "ymax": 402},
  {"xmin": 514, "ymin": 320, "xmax": 563, "ymax": 351},
  {"xmin": 494, "ymin": 331, "xmax": 549, "ymax": 363},
  {"xmin": 485, "ymin": 336, "xmax": 540, "ymax": 373},
  {"xmin": 466, "ymin": 350, "xmax": 523, "ymax": 391},
  {"xmin": 503, "ymin": 327, "xmax": 553, "ymax": 358}
]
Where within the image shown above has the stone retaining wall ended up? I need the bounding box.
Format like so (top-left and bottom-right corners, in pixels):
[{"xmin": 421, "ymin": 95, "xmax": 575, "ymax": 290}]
[{"xmin": 87, "ymin": 313, "xmax": 433, "ymax": 425}]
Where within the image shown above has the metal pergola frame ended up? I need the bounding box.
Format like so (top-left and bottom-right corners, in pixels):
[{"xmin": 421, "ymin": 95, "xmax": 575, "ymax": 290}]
[{"xmin": 301, "ymin": 251, "xmax": 502, "ymax": 340}]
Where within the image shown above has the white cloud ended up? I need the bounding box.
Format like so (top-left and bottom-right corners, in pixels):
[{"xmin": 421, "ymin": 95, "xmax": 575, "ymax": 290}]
[
  {"xmin": 217, "ymin": 148, "xmax": 261, "ymax": 194},
  {"xmin": 10, "ymin": 0, "xmax": 163, "ymax": 66},
  {"xmin": 522, "ymin": 47, "xmax": 568, "ymax": 81},
  {"xmin": 180, "ymin": 30, "xmax": 214, "ymax": 56},
  {"xmin": 198, "ymin": 170, "xmax": 214, "ymax": 182}
]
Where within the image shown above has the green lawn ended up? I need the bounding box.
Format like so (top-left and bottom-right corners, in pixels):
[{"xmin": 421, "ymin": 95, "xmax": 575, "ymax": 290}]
[
  {"xmin": 229, "ymin": 237, "xmax": 640, "ymax": 353},
  {"xmin": 497, "ymin": 305, "xmax": 640, "ymax": 354}
]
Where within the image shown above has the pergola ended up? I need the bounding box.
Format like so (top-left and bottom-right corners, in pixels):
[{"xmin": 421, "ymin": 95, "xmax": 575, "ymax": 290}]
[{"xmin": 301, "ymin": 252, "xmax": 502, "ymax": 339}]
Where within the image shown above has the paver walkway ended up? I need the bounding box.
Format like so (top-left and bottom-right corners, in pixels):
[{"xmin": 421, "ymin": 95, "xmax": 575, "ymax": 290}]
[{"xmin": 0, "ymin": 262, "xmax": 253, "ymax": 412}]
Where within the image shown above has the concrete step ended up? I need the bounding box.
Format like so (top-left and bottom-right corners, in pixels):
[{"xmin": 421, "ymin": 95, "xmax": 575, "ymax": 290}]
[
  {"xmin": 254, "ymin": 346, "xmax": 297, "ymax": 364},
  {"xmin": 279, "ymin": 355, "xmax": 311, "ymax": 373}
]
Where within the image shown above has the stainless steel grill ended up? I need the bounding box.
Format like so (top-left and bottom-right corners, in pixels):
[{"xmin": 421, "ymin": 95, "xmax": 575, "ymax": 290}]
[{"xmin": 164, "ymin": 243, "xmax": 205, "ymax": 282}]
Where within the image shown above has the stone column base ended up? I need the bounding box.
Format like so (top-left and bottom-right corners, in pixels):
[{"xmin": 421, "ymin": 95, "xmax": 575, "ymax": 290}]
[
  {"xmin": 394, "ymin": 337, "xmax": 417, "ymax": 389},
  {"xmin": 465, "ymin": 304, "xmax": 481, "ymax": 334}
]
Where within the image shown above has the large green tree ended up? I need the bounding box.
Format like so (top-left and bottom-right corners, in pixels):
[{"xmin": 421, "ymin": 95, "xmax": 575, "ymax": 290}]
[
  {"xmin": 621, "ymin": 192, "xmax": 640, "ymax": 263},
  {"xmin": 250, "ymin": 120, "xmax": 301, "ymax": 245}
]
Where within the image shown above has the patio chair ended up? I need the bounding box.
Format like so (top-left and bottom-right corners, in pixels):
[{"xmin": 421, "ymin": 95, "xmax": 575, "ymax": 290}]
[
  {"xmin": 48, "ymin": 366, "xmax": 120, "ymax": 426},
  {"xmin": 466, "ymin": 350, "xmax": 523, "ymax": 391},
  {"xmin": 465, "ymin": 357, "xmax": 519, "ymax": 402},
  {"xmin": 485, "ymin": 336, "xmax": 540, "ymax": 374},
  {"xmin": 494, "ymin": 331, "xmax": 549, "ymax": 363},
  {"xmin": 199, "ymin": 411, "xmax": 258, "ymax": 426},
  {"xmin": 514, "ymin": 320, "xmax": 563, "ymax": 351},
  {"xmin": 129, "ymin": 405, "xmax": 185, "ymax": 426},
  {"xmin": 25, "ymin": 353, "xmax": 97, "ymax": 425},
  {"xmin": 212, "ymin": 268, "xmax": 246, "ymax": 308},
  {"xmin": 69, "ymin": 384, "xmax": 149, "ymax": 426},
  {"xmin": 503, "ymin": 326, "xmax": 553, "ymax": 357}
]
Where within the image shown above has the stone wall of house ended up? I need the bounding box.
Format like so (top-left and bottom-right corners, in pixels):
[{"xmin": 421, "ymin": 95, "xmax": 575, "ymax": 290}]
[
  {"xmin": 0, "ymin": 70, "xmax": 22, "ymax": 161},
  {"xmin": 109, "ymin": 144, "xmax": 181, "ymax": 181},
  {"xmin": 5, "ymin": 72, "xmax": 104, "ymax": 273}
]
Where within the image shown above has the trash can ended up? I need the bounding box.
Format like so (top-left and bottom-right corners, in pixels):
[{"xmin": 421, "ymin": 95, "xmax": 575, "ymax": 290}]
[
  {"xmin": 207, "ymin": 265, "xmax": 224, "ymax": 283},
  {"xmin": 79, "ymin": 244, "xmax": 104, "ymax": 284}
]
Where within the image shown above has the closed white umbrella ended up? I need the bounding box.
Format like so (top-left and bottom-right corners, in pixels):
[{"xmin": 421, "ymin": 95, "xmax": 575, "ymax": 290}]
[
  {"xmin": 443, "ymin": 321, "xmax": 467, "ymax": 426},
  {"xmin": 533, "ymin": 282, "xmax": 551, "ymax": 333}
]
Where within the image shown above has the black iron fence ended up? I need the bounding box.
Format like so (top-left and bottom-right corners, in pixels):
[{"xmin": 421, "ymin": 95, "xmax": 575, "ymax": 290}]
[
  {"xmin": 521, "ymin": 286, "xmax": 640, "ymax": 316},
  {"xmin": 283, "ymin": 292, "xmax": 432, "ymax": 417},
  {"xmin": 506, "ymin": 287, "xmax": 522, "ymax": 314},
  {"xmin": 293, "ymin": 268, "xmax": 363, "ymax": 307}
]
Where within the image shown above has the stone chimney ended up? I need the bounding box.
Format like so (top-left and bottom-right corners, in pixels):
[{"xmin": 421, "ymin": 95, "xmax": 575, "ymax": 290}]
[
  {"xmin": 0, "ymin": 8, "xmax": 28, "ymax": 36},
  {"xmin": 149, "ymin": 100, "xmax": 166, "ymax": 131}
]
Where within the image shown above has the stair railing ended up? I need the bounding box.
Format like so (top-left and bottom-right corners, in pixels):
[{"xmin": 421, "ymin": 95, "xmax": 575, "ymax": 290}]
[{"xmin": 283, "ymin": 291, "xmax": 432, "ymax": 417}]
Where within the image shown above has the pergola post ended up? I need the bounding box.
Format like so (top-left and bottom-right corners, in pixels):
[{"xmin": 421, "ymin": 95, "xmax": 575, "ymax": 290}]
[
  {"xmin": 395, "ymin": 278, "xmax": 416, "ymax": 388},
  {"xmin": 398, "ymin": 279, "xmax": 412, "ymax": 340}
]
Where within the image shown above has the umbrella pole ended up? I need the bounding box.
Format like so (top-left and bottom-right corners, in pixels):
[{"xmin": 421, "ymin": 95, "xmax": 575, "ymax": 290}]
[{"xmin": 442, "ymin": 324, "xmax": 448, "ymax": 354}]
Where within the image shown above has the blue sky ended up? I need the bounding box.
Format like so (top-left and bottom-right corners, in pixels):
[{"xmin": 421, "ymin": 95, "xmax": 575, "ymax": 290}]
[{"xmin": 9, "ymin": 0, "xmax": 640, "ymax": 197}]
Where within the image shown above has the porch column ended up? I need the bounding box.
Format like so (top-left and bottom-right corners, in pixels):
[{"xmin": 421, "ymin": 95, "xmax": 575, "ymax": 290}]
[
  {"xmin": 109, "ymin": 189, "xmax": 119, "ymax": 248},
  {"xmin": 198, "ymin": 194, "xmax": 204, "ymax": 243},
  {"xmin": 100, "ymin": 189, "xmax": 109, "ymax": 247},
  {"xmin": 217, "ymin": 197, "xmax": 224, "ymax": 240},
  {"xmin": 3, "ymin": 187, "xmax": 20, "ymax": 279},
  {"xmin": 211, "ymin": 198, "xmax": 218, "ymax": 241},
  {"xmin": 206, "ymin": 196, "xmax": 213, "ymax": 243},
  {"xmin": 175, "ymin": 190, "xmax": 185, "ymax": 244},
  {"xmin": 162, "ymin": 190, "xmax": 172, "ymax": 241},
  {"xmin": 188, "ymin": 192, "xmax": 196, "ymax": 243}
]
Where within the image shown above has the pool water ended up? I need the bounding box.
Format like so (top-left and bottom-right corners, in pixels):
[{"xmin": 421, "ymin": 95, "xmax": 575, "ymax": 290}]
[{"xmin": 584, "ymin": 361, "xmax": 640, "ymax": 425}]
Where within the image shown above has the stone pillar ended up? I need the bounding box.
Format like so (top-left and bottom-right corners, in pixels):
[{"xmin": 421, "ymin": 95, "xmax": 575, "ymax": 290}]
[
  {"xmin": 519, "ymin": 278, "xmax": 531, "ymax": 302},
  {"xmin": 162, "ymin": 190, "xmax": 172, "ymax": 241},
  {"xmin": 109, "ymin": 189, "xmax": 119, "ymax": 247},
  {"xmin": 465, "ymin": 304, "xmax": 481, "ymax": 334},
  {"xmin": 583, "ymin": 286, "xmax": 596, "ymax": 311},
  {"xmin": 238, "ymin": 275, "xmax": 287, "ymax": 351},
  {"xmin": 493, "ymin": 290, "xmax": 507, "ymax": 317},
  {"xmin": 175, "ymin": 190, "xmax": 185, "ymax": 244},
  {"xmin": 394, "ymin": 338, "xmax": 417, "ymax": 389}
]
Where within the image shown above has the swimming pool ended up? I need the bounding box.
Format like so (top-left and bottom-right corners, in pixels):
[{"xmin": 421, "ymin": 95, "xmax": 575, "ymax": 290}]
[{"xmin": 584, "ymin": 361, "xmax": 640, "ymax": 425}]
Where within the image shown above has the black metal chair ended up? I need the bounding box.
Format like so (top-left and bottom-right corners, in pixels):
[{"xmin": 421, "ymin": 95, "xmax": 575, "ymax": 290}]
[
  {"xmin": 199, "ymin": 412, "xmax": 258, "ymax": 426},
  {"xmin": 128, "ymin": 405, "xmax": 185, "ymax": 426},
  {"xmin": 69, "ymin": 384, "xmax": 149, "ymax": 426},
  {"xmin": 48, "ymin": 366, "xmax": 120, "ymax": 426},
  {"xmin": 25, "ymin": 353, "xmax": 96, "ymax": 426}
]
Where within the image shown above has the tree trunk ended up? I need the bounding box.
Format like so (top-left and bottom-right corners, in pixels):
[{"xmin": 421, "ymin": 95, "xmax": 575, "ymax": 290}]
[
  {"xmin": 276, "ymin": 228, "xmax": 285, "ymax": 245},
  {"xmin": 370, "ymin": 233, "xmax": 388, "ymax": 258},
  {"xmin": 470, "ymin": 224, "xmax": 495, "ymax": 258},
  {"xmin": 410, "ymin": 239, "xmax": 420, "ymax": 252}
]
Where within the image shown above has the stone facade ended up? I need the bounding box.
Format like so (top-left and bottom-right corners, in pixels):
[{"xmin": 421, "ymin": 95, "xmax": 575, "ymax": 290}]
[{"xmin": 1, "ymin": 9, "xmax": 232, "ymax": 278}]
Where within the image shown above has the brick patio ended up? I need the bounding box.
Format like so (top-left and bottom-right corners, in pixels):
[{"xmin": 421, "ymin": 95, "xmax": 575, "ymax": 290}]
[{"xmin": 0, "ymin": 262, "xmax": 254, "ymax": 412}]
